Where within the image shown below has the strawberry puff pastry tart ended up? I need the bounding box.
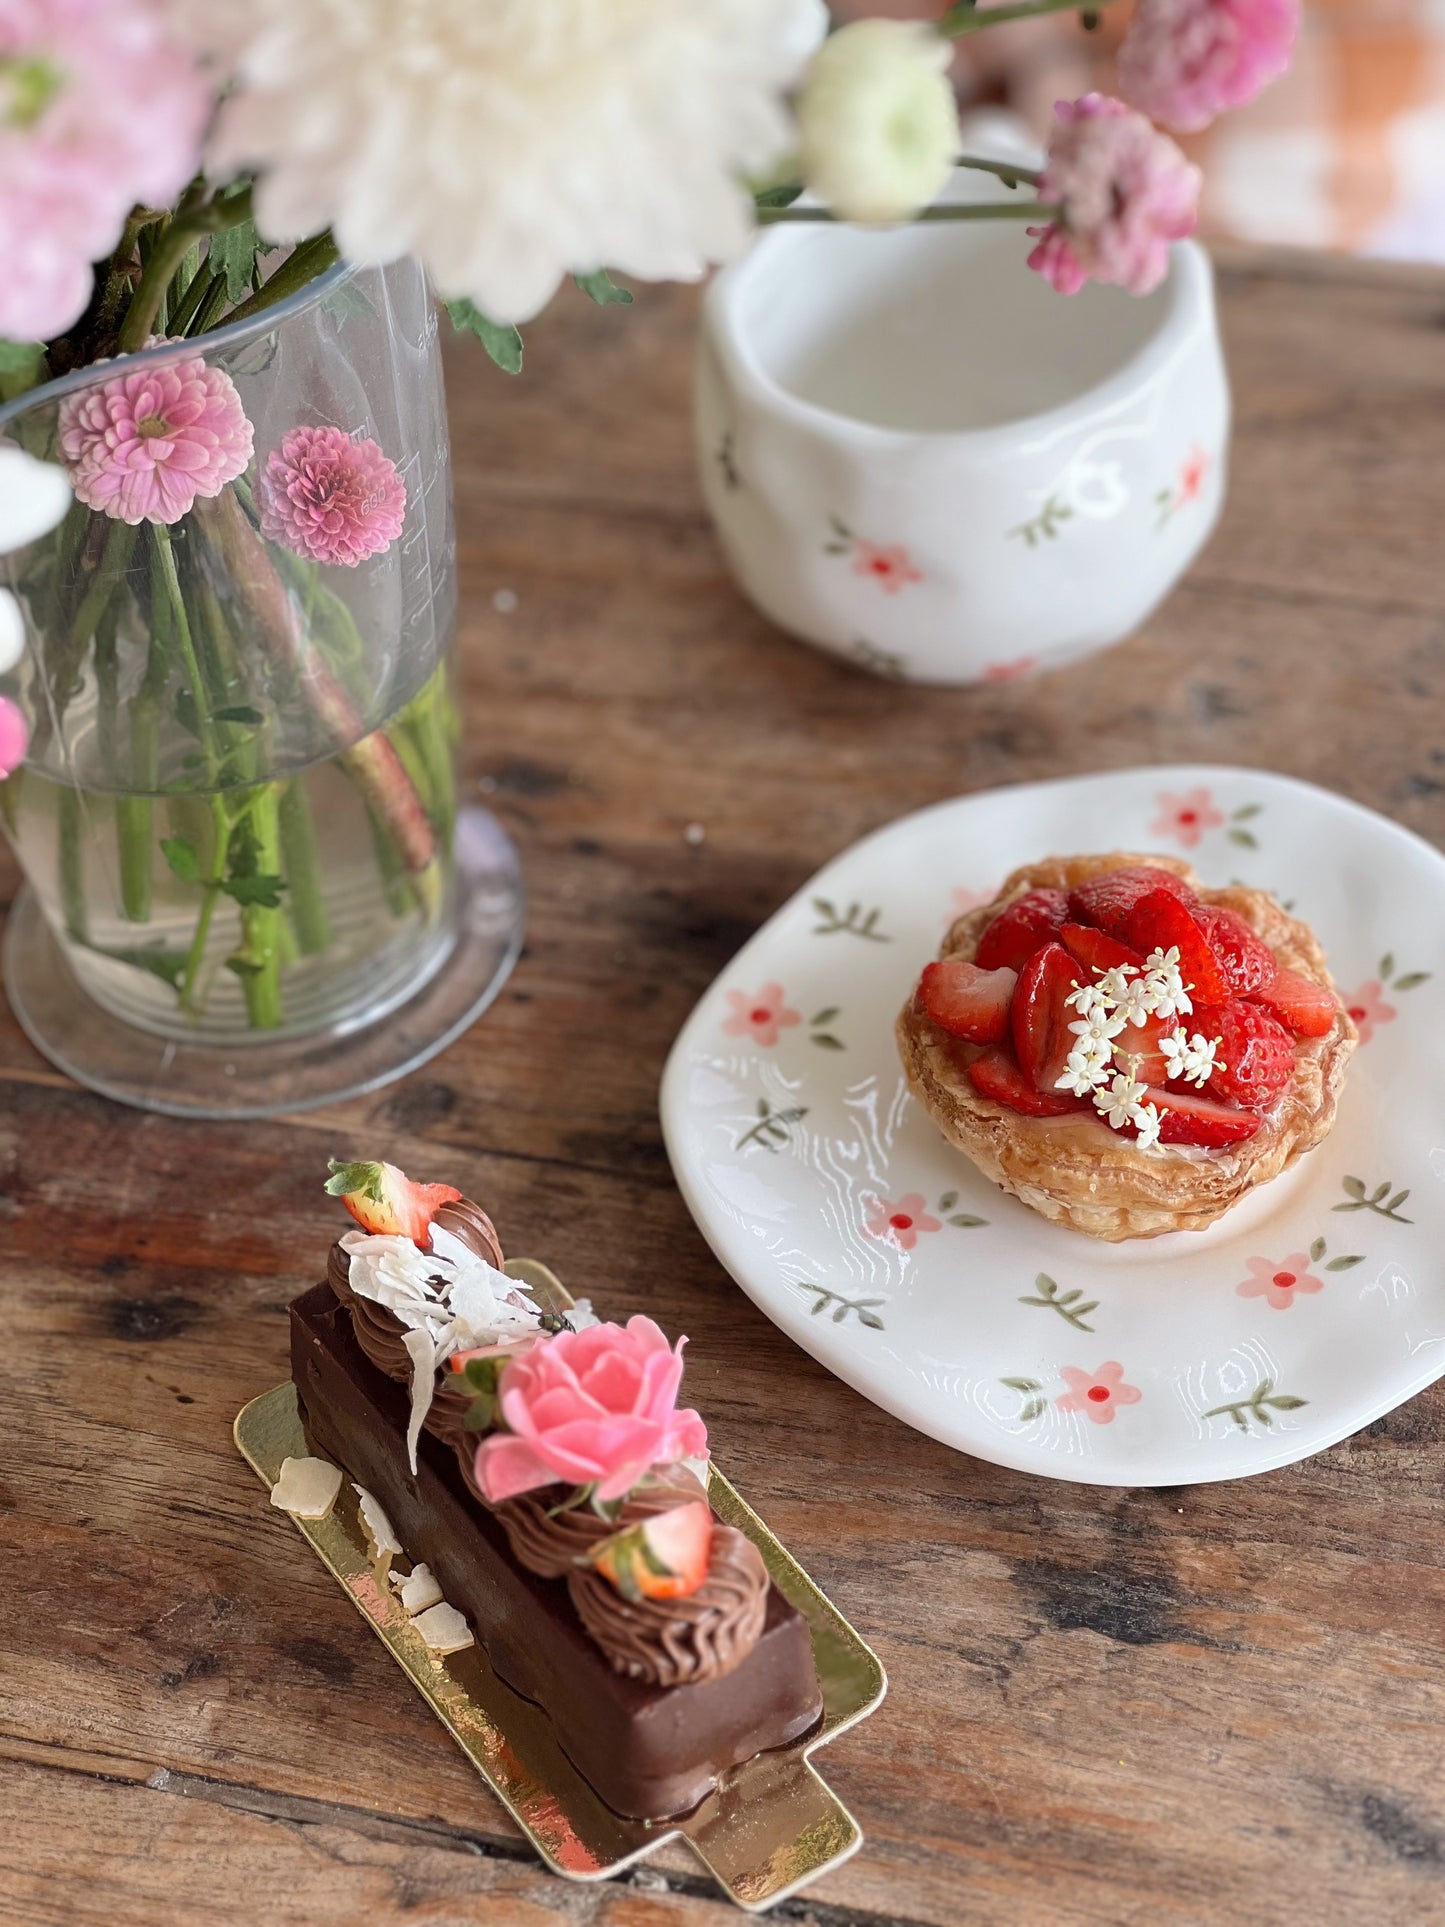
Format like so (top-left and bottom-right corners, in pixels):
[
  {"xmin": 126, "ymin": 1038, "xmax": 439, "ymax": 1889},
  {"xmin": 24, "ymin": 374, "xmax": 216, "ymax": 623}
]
[{"xmin": 896, "ymin": 853, "xmax": 1358, "ymax": 1241}]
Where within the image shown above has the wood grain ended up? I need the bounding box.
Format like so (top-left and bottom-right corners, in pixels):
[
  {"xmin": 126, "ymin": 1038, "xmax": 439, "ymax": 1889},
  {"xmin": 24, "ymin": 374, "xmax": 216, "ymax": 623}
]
[{"xmin": 5, "ymin": 245, "xmax": 1445, "ymax": 1925}]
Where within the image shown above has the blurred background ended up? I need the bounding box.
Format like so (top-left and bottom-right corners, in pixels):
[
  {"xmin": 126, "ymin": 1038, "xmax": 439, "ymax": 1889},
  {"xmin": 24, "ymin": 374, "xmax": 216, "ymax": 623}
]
[{"xmin": 834, "ymin": 0, "xmax": 1445, "ymax": 259}]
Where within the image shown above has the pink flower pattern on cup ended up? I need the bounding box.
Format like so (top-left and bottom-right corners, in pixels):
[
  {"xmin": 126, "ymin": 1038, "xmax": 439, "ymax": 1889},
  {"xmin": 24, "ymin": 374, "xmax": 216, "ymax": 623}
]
[
  {"xmin": 851, "ymin": 539, "xmax": 922, "ymax": 593},
  {"xmin": 723, "ymin": 982, "xmax": 801, "ymax": 1048},
  {"xmin": 1057, "ymin": 1361, "xmax": 1142, "ymax": 1425},
  {"xmin": 473, "ymin": 1315, "xmax": 709, "ymax": 1505},
  {"xmin": 259, "ymin": 424, "xmax": 407, "ymax": 566},
  {"xmin": 58, "ymin": 350, "xmax": 253, "ymax": 524},
  {"xmin": 1340, "ymin": 980, "xmax": 1397, "ymax": 1046},
  {"xmin": 1236, "ymin": 1252, "xmax": 1324, "ymax": 1310},
  {"xmin": 1150, "ymin": 785, "xmax": 1225, "ymax": 849},
  {"xmin": 863, "ymin": 1193, "xmax": 942, "ymax": 1253}
]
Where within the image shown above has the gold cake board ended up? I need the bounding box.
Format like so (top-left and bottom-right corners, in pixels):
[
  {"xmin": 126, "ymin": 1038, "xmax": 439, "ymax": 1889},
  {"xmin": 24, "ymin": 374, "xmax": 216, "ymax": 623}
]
[{"xmin": 234, "ymin": 1262, "xmax": 886, "ymax": 1913}]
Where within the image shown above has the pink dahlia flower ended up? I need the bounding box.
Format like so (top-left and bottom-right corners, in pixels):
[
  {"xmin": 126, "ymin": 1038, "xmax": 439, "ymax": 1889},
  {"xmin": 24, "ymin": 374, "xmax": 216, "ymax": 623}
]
[
  {"xmin": 1028, "ymin": 93, "xmax": 1200, "ymax": 298},
  {"xmin": 258, "ymin": 425, "xmax": 407, "ymax": 568},
  {"xmin": 473, "ymin": 1315, "xmax": 710, "ymax": 1505},
  {"xmin": 1119, "ymin": 0, "xmax": 1300, "ymax": 135},
  {"xmin": 0, "ymin": 695, "xmax": 26, "ymax": 777},
  {"xmin": 0, "ymin": 0, "xmax": 210, "ymax": 341},
  {"xmin": 58, "ymin": 350, "xmax": 253, "ymax": 525}
]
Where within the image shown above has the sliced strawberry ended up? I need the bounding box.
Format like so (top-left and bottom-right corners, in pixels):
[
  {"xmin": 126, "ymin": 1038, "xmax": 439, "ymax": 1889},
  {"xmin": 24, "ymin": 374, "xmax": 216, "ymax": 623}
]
[
  {"xmin": 1253, "ymin": 966, "xmax": 1337, "ymax": 1038},
  {"xmin": 1060, "ymin": 921, "xmax": 1146, "ymax": 977},
  {"xmin": 1111, "ymin": 1010, "xmax": 1174, "ymax": 1085},
  {"xmin": 975, "ymin": 888, "xmax": 1069, "ymax": 973},
  {"xmin": 1012, "ymin": 941, "xmax": 1086, "ymax": 1093},
  {"xmin": 1126, "ymin": 890, "xmax": 1230, "ymax": 1005},
  {"xmin": 325, "ymin": 1158, "xmax": 462, "ymax": 1245},
  {"xmin": 1140, "ymin": 1085, "xmax": 1262, "ymax": 1147},
  {"xmin": 1067, "ymin": 865, "xmax": 1196, "ymax": 942},
  {"xmin": 585, "ymin": 1500, "xmax": 711, "ymax": 1602},
  {"xmin": 1193, "ymin": 904, "xmax": 1276, "ymax": 996},
  {"xmin": 1202, "ymin": 999, "xmax": 1296, "ymax": 1108},
  {"xmin": 968, "ymin": 1046, "xmax": 1089, "ymax": 1117},
  {"xmin": 918, "ymin": 959, "xmax": 1017, "ymax": 1044}
]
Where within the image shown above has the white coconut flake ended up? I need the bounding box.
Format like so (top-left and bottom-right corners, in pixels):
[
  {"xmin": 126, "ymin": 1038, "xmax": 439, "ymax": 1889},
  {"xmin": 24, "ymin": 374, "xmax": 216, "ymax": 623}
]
[
  {"xmin": 398, "ymin": 1563, "xmax": 444, "ymax": 1616},
  {"xmin": 412, "ymin": 1601, "xmax": 474, "ymax": 1655},
  {"xmin": 354, "ymin": 1484, "xmax": 403, "ymax": 1570},
  {"xmin": 270, "ymin": 1456, "xmax": 342, "ymax": 1519}
]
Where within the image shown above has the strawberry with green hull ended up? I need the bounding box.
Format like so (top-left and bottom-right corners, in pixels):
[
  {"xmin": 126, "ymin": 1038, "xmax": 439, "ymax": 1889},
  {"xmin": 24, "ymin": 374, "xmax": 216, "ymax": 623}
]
[{"xmin": 325, "ymin": 1157, "xmax": 461, "ymax": 1244}]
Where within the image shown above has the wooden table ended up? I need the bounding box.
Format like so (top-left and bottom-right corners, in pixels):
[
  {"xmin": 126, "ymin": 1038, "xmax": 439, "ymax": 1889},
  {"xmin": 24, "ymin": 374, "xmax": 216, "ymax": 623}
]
[{"xmin": 5, "ymin": 245, "xmax": 1445, "ymax": 1927}]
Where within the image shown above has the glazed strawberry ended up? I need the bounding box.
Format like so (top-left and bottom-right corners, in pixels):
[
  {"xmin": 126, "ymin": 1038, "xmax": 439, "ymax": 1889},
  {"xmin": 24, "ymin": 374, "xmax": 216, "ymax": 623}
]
[
  {"xmin": 975, "ymin": 888, "xmax": 1069, "ymax": 973},
  {"xmin": 968, "ymin": 1047, "xmax": 1088, "ymax": 1117},
  {"xmin": 1202, "ymin": 1000, "xmax": 1296, "ymax": 1108},
  {"xmin": 1193, "ymin": 904, "xmax": 1276, "ymax": 996},
  {"xmin": 1060, "ymin": 921, "xmax": 1145, "ymax": 977},
  {"xmin": 585, "ymin": 1500, "xmax": 711, "ymax": 1603},
  {"xmin": 1126, "ymin": 889, "xmax": 1230, "ymax": 1005},
  {"xmin": 325, "ymin": 1158, "xmax": 462, "ymax": 1245},
  {"xmin": 1012, "ymin": 941, "xmax": 1084, "ymax": 1093},
  {"xmin": 1067, "ymin": 865, "xmax": 1196, "ymax": 942},
  {"xmin": 1140, "ymin": 1085, "xmax": 1263, "ymax": 1147},
  {"xmin": 918, "ymin": 960, "xmax": 1017, "ymax": 1044},
  {"xmin": 1254, "ymin": 966, "xmax": 1337, "ymax": 1038}
]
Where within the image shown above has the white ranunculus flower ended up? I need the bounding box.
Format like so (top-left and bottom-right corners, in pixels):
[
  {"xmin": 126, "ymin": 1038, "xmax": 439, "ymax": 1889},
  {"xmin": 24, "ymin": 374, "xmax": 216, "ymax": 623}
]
[
  {"xmin": 796, "ymin": 20, "xmax": 960, "ymax": 226},
  {"xmin": 0, "ymin": 445, "xmax": 71, "ymax": 675},
  {"xmin": 197, "ymin": 0, "xmax": 828, "ymax": 326}
]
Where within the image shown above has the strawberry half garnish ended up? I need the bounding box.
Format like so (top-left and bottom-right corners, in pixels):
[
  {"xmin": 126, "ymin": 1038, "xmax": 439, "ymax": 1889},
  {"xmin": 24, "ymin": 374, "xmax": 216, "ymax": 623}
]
[
  {"xmin": 1060, "ymin": 921, "xmax": 1145, "ymax": 977},
  {"xmin": 1253, "ymin": 966, "xmax": 1338, "ymax": 1038},
  {"xmin": 1196, "ymin": 999, "xmax": 1296, "ymax": 1108},
  {"xmin": 1112, "ymin": 1010, "xmax": 1175, "ymax": 1086},
  {"xmin": 1139, "ymin": 1086, "xmax": 1262, "ymax": 1147},
  {"xmin": 918, "ymin": 960, "xmax": 1017, "ymax": 1044},
  {"xmin": 1193, "ymin": 905, "xmax": 1276, "ymax": 996},
  {"xmin": 1125, "ymin": 889, "xmax": 1230, "ymax": 1005},
  {"xmin": 583, "ymin": 1500, "xmax": 711, "ymax": 1602},
  {"xmin": 1012, "ymin": 941, "xmax": 1085, "ymax": 1093},
  {"xmin": 325, "ymin": 1158, "xmax": 462, "ymax": 1245},
  {"xmin": 968, "ymin": 1046, "xmax": 1089, "ymax": 1117},
  {"xmin": 975, "ymin": 888, "xmax": 1069, "ymax": 973},
  {"xmin": 1067, "ymin": 865, "xmax": 1196, "ymax": 942}
]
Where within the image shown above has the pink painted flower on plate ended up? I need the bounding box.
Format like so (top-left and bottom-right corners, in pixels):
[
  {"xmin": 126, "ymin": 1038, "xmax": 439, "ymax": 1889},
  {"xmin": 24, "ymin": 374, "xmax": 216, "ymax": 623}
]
[
  {"xmin": 723, "ymin": 982, "xmax": 801, "ymax": 1049},
  {"xmin": 0, "ymin": 0, "xmax": 210, "ymax": 340},
  {"xmin": 1057, "ymin": 1360, "xmax": 1142, "ymax": 1425},
  {"xmin": 852, "ymin": 539, "xmax": 922, "ymax": 593},
  {"xmin": 1176, "ymin": 446, "xmax": 1210, "ymax": 506},
  {"xmin": 1119, "ymin": 0, "xmax": 1300, "ymax": 135},
  {"xmin": 259, "ymin": 425, "xmax": 408, "ymax": 567},
  {"xmin": 1340, "ymin": 980, "xmax": 1397, "ymax": 1046},
  {"xmin": 1236, "ymin": 1251, "xmax": 1323, "ymax": 1310},
  {"xmin": 472, "ymin": 1315, "xmax": 709, "ymax": 1505},
  {"xmin": 1027, "ymin": 93, "xmax": 1200, "ymax": 299},
  {"xmin": 1150, "ymin": 785, "xmax": 1225, "ymax": 849},
  {"xmin": 58, "ymin": 350, "xmax": 253, "ymax": 525},
  {"xmin": 983, "ymin": 656, "xmax": 1039, "ymax": 683},
  {"xmin": 863, "ymin": 1192, "xmax": 942, "ymax": 1253},
  {"xmin": 0, "ymin": 695, "xmax": 27, "ymax": 777}
]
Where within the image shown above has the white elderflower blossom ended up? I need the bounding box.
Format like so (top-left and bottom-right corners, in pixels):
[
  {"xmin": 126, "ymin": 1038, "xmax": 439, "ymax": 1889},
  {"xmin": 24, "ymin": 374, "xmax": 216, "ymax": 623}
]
[
  {"xmin": 1056, "ymin": 1043, "xmax": 1113, "ymax": 1097},
  {"xmin": 1065, "ymin": 976, "xmax": 1116, "ymax": 1022},
  {"xmin": 1142, "ymin": 945, "xmax": 1193, "ymax": 1021},
  {"xmin": 1161, "ymin": 1029, "xmax": 1223, "ymax": 1088},
  {"xmin": 1113, "ymin": 974, "xmax": 1156, "ymax": 1028},
  {"xmin": 1130, "ymin": 1101, "xmax": 1163, "ymax": 1150},
  {"xmin": 1094, "ymin": 1068, "xmax": 1147, "ymax": 1130}
]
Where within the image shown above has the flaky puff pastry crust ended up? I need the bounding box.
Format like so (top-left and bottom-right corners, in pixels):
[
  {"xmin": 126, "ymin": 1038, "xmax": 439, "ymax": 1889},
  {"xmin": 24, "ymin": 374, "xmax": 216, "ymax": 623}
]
[{"xmin": 895, "ymin": 852, "xmax": 1358, "ymax": 1242}]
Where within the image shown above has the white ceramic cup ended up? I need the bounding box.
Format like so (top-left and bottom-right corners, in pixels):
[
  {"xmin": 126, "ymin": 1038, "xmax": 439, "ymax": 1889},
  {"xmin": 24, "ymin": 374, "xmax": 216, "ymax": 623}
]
[{"xmin": 696, "ymin": 158, "xmax": 1229, "ymax": 686}]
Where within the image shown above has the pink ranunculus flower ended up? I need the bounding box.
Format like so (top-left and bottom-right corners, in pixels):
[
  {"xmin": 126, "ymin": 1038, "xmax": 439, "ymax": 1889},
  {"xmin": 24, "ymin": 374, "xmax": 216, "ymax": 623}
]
[
  {"xmin": 1057, "ymin": 1361, "xmax": 1142, "ymax": 1425},
  {"xmin": 0, "ymin": 695, "xmax": 27, "ymax": 777},
  {"xmin": 473, "ymin": 1315, "xmax": 709, "ymax": 1505},
  {"xmin": 1119, "ymin": 0, "xmax": 1300, "ymax": 135},
  {"xmin": 1341, "ymin": 980, "xmax": 1397, "ymax": 1047},
  {"xmin": 1150, "ymin": 785, "xmax": 1225, "ymax": 849},
  {"xmin": 863, "ymin": 1192, "xmax": 941, "ymax": 1253},
  {"xmin": 0, "ymin": 0, "xmax": 211, "ymax": 341},
  {"xmin": 1027, "ymin": 94, "xmax": 1200, "ymax": 299},
  {"xmin": 1236, "ymin": 1252, "xmax": 1323, "ymax": 1310},
  {"xmin": 58, "ymin": 349, "xmax": 253, "ymax": 525},
  {"xmin": 723, "ymin": 982, "xmax": 801, "ymax": 1049},
  {"xmin": 259, "ymin": 425, "xmax": 408, "ymax": 567}
]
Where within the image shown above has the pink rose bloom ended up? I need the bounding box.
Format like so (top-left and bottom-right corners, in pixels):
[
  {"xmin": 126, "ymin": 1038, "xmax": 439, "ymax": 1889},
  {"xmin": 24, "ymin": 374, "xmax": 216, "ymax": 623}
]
[
  {"xmin": 473, "ymin": 1315, "xmax": 709, "ymax": 1505},
  {"xmin": 58, "ymin": 349, "xmax": 253, "ymax": 524},
  {"xmin": 1119, "ymin": 0, "xmax": 1300, "ymax": 135},
  {"xmin": 0, "ymin": 0, "xmax": 210, "ymax": 340},
  {"xmin": 0, "ymin": 694, "xmax": 27, "ymax": 776},
  {"xmin": 1027, "ymin": 94, "xmax": 1200, "ymax": 298},
  {"xmin": 259, "ymin": 425, "xmax": 407, "ymax": 567}
]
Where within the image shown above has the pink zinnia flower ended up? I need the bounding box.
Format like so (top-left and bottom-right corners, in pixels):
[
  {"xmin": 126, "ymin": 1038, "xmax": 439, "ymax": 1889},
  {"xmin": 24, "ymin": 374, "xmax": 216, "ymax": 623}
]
[
  {"xmin": 1057, "ymin": 1360, "xmax": 1142, "ymax": 1426},
  {"xmin": 722, "ymin": 982, "xmax": 802, "ymax": 1049},
  {"xmin": 58, "ymin": 350, "xmax": 253, "ymax": 525},
  {"xmin": 1027, "ymin": 94, "xmax": 1200, "ymax": 298},
  {"xmin": 862, "ymin": 1192, "xmax": 942, "ymax": 1253},
  {"xmin": 1340, "ymin": 980, "xmax": 1397, "ymax": 1047},
  {"xmin": 1236, "ymin": 1252, "xmax": 1323, "ymax": 1310},
  {"xmin": 473, "ymin": 1315, "xmax": 709, "ymax": 1505},
  {"xmin": 1119, "ymin": 0, "xmax": 1300, "ymax": 135},
  {"xmin": 0, "ymin": 0, "xmax": 210, "ymax": 341},
  {"xmin": 259, "ymin": 425, "xmax": 407, "ymax": 568},
  {"xmin": 0, "ymin": 695, "xmax": 27, "ymax": 777}
]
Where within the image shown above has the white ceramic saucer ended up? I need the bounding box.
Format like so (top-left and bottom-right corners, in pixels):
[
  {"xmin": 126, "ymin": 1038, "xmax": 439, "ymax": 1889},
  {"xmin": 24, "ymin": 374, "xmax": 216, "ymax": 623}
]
[{"xmin": 660, "ymin": 767, "xmax": 1444, "ymax": 1486}]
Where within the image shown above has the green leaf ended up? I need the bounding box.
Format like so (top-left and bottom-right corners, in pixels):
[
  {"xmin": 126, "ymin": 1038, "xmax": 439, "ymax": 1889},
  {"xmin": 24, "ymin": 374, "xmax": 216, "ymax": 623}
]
[
  {"xmin": 950, "ymin": 1213, "xmax": 987, "ymax": 1228},
  {"xmin": 1232, "ymin": 803, "xmax": 1263, "ymax": 821},
  {"xmin": 1394, "ymin": 971, "xmax": 1431, "ymax": 991},
  {"xmin": 1021, "ymin": 1398, "xmax": 1047, "ymax": 1422},
  {"xmin": 858, "ymin": 1310, "xmax": 885, "ymax": 1330},
  {"xmin": 220, "ymin": 872, "xmax": 286, "ymax": 909},
  {"xmin": 1378, "ymin": 952, "xmax": 1396, "ymax": 981},
  {"xmin": 574, "ymin": 268, "xmax": 632, "ymax": 305},
  {"xmin": 1268, "ymin": 1394, "xmax": 1308, "ymax": 1411},
  {"xmin": 444, "ymin": 298, "xmax": 522, "ymax": 374},
  {"xmin": 209, "ymin": 219, "xmax": 267, "ymax": 305},
  {"xmin": 832, "ymin": 1303, "xmax": 847, "ymax": 1322},
  {"xmin": 211, "ymin": 703, "xmax": 265, "ymax": 726},
  {"xmin": 0, "ymin": 338, "xmax": 44, "ymax": 381},
  {"xmin": 160, "ymin": 836, "xmax": 201, "ymax": 883},
  {"xmin": 809, "ymin": 1296, "xmax": 827, "ymax": 1316},
  {"xmin": 325, "ymin": 1158, "xmax": 384, "ymax": 1201},
  {"xmin": 938, "ymin": 1190, "xmax": 958, "ymax": 1212},
  {"xmin": 1325, "ymin": 1255, "xmax": 1364, "ymax": 1271},
  {"xmin": 1386, "ymin": 1190, "xmax": 1411, "ymax": 1214},
  {"xmin": 1227, "ymin": 827, "xmax": 1258, "ymax": 849},
  {"xmin": 811, "ymin": 1006, "xmax": 840, "ymax": 1025},
  {"xmin": 1370, "ymin": 1182, "xmax": 1391, "ymax": 1203},
  {"xmin": 1001, "ymin": 1376, "xmax": 1041, "ymax": 1393},
  {"xmin": 1342, "ymin": 1175, "xmax": 1366, "ymax": 1199},
  {"xmin": 1036, "ymin": 1273, "xmax": 1057, "ymax": 1294},
  {"xmin": 754, "ymin": 182, "xmax": 804, "ymax": 210},
  {"xmin": 1309, "ymin": 1236, "xmax": 1326, "ymax": 1262},
  {"xmin": 813, "ymin": 898, "xmax": 836, "ymax": 919},
  {"xmin": 811, "ymin": 1033, "xmax": 845, "ymax": 1051}
]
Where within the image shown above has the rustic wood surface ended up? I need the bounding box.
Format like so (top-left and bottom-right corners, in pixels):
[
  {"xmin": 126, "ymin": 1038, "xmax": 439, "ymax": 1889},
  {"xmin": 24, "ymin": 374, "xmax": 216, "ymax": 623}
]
[{"xmin": 5, "ymin": 245, "xmax": 1445, "ymax": 1927}]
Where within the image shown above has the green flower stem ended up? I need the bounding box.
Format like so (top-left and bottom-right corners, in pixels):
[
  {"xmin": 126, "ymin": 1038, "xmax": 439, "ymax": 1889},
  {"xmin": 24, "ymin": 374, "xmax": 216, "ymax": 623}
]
[
  {"xmin": 58, "ymin": 784, "xmax": 87, "ymax": 941},
  {"xmin": 167, "ymin": 260, "xmax": 217, "ymax": 337},
  {"xmin": 219, "ymin": 233, "xmax": 339, "ymax": 331},
  {"xmin": 939, "ymin": 0, "xmax": 1121, "ymax": 33},
  {"xmin": 278, "ymin": 778, "xmax": 331, "ymax": 955},
  {"xmin": 756, "ymin": 200, "xmax": 1054, "ymax": 225},
  {"xmin": 116, "ymin": 691, "xmax": 158, "ymax": 923},
  {"xmin": 178, "ymin": 795, "xmax": 228, "ymax": 1014},
  {"xmin": 117, "ymin": 186, "xmax": 254, "ymax": 354},
  {"xmin": 398, "ymin": 670, "xmax": 458, "ymax": 850},
  {"xmin": 236, "ymin": 784, "xmax": 285, "ymax": 1031},
  {"xmin": 955, "ymin": 153, "xmax": 1042, "ymax": 187}
]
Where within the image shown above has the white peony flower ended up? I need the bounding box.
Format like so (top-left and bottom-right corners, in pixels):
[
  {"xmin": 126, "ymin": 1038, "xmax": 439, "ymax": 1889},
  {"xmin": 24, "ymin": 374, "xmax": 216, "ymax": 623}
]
[
  {"xmin": 197, "ymin": 0, "xmax": 828, "ymax": 325},
  {"xmin": 0, "ymin": 446, "xmax": 71, "ymax": 674},
  {"xmin": 796, "ymin": 19, "xmax": 960, "ymax": 225}
]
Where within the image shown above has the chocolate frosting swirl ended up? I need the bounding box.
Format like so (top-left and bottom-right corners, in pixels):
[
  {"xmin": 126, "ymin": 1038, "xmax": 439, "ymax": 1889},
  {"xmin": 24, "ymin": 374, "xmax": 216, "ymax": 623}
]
[{"xmin": 568, "ymin": 1523, "xmax": 768, "ymax": 1689}]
